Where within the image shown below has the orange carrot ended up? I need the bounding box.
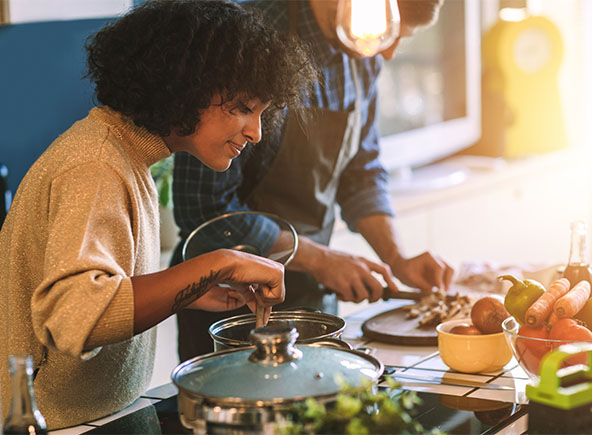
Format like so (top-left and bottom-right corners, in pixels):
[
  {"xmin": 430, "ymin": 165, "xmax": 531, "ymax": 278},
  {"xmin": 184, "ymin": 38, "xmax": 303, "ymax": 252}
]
[
  {"xmin": 554, "ymin": 280, "xmax": 591, "ymax": 319},
  {"xmin": 525, "ymin": 278, "xmax": 571, "ymax": 327},
  {"xmin": 546, "ymin": 311, "xmax": 559, "ymax": 330}
]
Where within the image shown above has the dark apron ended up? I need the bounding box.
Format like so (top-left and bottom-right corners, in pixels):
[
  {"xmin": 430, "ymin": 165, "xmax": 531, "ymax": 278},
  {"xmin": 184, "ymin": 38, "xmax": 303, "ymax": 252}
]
[
  {"xmin": 245, "ymin": 4, "xmax": 363, "ymax": 314},
  {"xmin": 246, "ymin": 89, "xmax": 363, "ymax": 313},
  {"xmin": 176, "ymin": 3, "xmax": 363, "ymax": 360}
]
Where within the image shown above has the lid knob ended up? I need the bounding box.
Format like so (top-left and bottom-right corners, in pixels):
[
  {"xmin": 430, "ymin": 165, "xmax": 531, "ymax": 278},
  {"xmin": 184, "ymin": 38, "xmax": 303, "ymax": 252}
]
[{"xmin": 248, "ymin": 324, "xmax": 303, "ymax": 364}]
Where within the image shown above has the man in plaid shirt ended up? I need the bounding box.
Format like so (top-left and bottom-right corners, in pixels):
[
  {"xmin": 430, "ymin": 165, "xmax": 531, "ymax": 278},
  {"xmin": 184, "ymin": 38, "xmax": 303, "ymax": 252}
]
[{"xmin": 172, "ymin": 0, "xmax": 452, "ymax": 360}]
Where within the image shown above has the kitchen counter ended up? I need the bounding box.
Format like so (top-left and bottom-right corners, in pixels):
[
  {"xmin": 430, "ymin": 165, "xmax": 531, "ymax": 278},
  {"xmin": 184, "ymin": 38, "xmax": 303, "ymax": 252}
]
[
  {"xmin": 341, "ymin": 300, "xmax": 530, "ymax": 434},
  {"xmin": 49, "ymin": 300, "xmax": 530, "ymax": 434}
]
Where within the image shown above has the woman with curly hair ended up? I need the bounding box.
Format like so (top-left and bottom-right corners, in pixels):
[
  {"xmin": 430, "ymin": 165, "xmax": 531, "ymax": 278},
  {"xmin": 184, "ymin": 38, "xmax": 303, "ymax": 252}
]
[{"xmin": 0, "ymin": 0, "xmax": 316, "ymax": 429}]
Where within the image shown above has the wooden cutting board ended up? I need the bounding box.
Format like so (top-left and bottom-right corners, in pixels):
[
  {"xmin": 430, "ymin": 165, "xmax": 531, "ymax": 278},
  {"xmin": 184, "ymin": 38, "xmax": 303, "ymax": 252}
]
[{"xmin": 361, "ymin": 305, "xmax": 438, "ymax": 346}]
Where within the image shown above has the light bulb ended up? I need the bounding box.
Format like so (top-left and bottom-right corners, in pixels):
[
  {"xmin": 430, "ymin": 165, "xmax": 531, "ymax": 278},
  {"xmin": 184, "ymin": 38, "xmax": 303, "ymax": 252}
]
[{"xmin": 336, "ymin": 0, "xmax": 400, "ymax": 57}]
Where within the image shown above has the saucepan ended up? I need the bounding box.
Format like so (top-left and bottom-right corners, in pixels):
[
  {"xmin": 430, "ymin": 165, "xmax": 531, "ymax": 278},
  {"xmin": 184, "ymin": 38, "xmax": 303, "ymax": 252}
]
[
  {"xmin": 209, "ymin": 308, "xmax": 346, "ymax": 351},
  {"xmin": 172, "ymin": 325, "xmax": 383, "ymax": 434}
]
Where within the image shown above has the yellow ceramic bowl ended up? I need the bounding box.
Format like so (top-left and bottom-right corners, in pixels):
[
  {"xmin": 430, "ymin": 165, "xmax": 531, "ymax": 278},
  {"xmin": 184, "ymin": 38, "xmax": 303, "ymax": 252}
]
[{"xmin": 437, "ymin": 318, "xmax": 512, "ymax": 373}]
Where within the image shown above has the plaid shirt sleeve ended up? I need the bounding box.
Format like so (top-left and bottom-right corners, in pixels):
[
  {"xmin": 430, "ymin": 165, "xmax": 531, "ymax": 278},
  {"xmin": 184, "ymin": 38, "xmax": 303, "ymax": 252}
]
[{"xmin": 336, "ymin": 57, "xmax": 395, "ymax": 232}]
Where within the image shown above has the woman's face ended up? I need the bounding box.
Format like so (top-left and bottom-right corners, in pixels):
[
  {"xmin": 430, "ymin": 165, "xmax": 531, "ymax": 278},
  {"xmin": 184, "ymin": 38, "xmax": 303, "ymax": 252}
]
[{"xmin": 164, "ymin": 95, "xmax": 270, "ymax": 171}]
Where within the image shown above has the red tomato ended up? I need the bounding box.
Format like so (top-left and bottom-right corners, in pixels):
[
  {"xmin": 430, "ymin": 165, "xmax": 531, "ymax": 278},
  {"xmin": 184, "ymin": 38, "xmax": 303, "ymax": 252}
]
[
  {"xmin": 549, "ymin": 318, "xmax": 592, "ymax": 341},
  {"xmin": 515, "ymin": 325, "xmax": 552, "ymax": 375},
  {"xmin": 518, "ymin": 325, "xmax": 550, "ymax": 355},
  {"xmin": 548, "ymin": 318, "xmax": 592, "ymax": 366}
]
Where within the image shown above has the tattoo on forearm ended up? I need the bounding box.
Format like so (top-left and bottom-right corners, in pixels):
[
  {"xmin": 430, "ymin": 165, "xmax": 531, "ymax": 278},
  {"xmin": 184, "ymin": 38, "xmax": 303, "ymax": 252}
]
[{"xmin": 171, "ymin": 270, "xmax": 222, "ymax": 313}]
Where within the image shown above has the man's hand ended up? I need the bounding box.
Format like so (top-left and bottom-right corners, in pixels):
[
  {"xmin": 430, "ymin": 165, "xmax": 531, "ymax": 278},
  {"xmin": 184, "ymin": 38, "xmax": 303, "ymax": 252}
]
[
  {"xmin": 356, "ymin": 214, "xmax": 455, "ymax": 293},
  {"xmin": 299, "ymin": 244, "xmax": 398, "ymax": 303},
  {"xmin": 389, "ymin": 251, "xmax": 454, "ymax": 293}
]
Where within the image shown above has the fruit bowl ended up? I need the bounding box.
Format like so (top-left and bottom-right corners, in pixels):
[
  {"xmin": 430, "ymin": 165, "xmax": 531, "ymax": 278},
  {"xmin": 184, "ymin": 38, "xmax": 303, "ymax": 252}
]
[
  {"xmin": 437, "ymin": 318, "xmax": 513, "ymax": 373},
  {"xmin": 502, "ymin": 316, "xmax": 592, "ymax": 381}
]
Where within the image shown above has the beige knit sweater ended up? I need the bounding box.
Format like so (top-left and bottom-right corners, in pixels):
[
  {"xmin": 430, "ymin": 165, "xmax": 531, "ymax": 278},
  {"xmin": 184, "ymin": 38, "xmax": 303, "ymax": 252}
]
[{"xmin": 0, "ymin": 106, "xmax": 171, "ymax": 429}]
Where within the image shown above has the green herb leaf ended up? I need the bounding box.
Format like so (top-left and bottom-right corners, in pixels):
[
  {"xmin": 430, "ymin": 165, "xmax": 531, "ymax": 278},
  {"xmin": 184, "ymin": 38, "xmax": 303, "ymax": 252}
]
[{"xmin": 277, "ymin": 376, "xmax": 442, "ymax": 435}]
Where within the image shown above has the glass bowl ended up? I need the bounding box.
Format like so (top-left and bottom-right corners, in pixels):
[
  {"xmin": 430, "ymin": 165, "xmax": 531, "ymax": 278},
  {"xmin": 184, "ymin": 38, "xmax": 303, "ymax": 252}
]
[{"xmin": 502, "ymin": 316, "xmax": 592, "ymax": 381}]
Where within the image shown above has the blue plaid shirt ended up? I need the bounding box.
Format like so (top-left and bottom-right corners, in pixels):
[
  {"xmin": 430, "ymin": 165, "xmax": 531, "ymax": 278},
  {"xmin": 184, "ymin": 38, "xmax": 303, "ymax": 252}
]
[{"xmin": 172, "ymin": 0, "xmax": 395, "ymax": 246}]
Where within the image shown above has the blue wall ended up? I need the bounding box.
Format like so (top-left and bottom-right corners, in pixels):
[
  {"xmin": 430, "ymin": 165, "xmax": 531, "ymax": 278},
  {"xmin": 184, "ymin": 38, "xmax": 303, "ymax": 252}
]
[
  {"xmin": 0, "ymin": 1, "xmax": 147, "ymax": 195},
  {"xmin": 0, "ymin": 18, "xmax": 113, "ymax": 193}
]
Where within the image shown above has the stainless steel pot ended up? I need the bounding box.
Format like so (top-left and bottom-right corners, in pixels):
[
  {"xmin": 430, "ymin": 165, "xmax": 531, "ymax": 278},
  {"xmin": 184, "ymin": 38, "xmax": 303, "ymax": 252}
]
[
  {"xmin": 172, "ymin": 325, "xmax": 383, "ymax": 434},
  {"xmin": 209, "ymin": 310, "xmax": 346, "ymax": 352}
]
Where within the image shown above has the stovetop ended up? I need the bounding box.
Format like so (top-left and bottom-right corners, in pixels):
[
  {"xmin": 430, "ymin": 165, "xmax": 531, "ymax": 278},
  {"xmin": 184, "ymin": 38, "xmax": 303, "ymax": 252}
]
[
  {"xmin": 84, "ymin": 396, "xmax": 189, "ymax": 434},
  {"xmin": 83, "ymin": 390, "xmax": 527, "ymax": 434}
]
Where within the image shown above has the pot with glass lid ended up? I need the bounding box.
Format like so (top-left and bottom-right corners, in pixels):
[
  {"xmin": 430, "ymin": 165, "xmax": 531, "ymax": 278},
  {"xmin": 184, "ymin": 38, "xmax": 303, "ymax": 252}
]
[
  {"xmin": 209, "ymin": 308, "xmax": 346, "ymax": 351},
  {"xmin": 172, "ymin": 325, "xmax": 383, "ymax": 434}
]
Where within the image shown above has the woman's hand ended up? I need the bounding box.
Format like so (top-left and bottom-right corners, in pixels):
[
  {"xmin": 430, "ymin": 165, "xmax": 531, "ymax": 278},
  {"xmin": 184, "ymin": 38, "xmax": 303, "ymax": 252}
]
[
  {"xmin": 186, "ymin": 284, "xmax": 256, "ymax": 312},
  {"xmin": 186, "ymin": 250, "xmax": 285, "ymax": 311},
  {"xmin": 131, "ymin": 249, "xmax": 285, "ymax": 334}
]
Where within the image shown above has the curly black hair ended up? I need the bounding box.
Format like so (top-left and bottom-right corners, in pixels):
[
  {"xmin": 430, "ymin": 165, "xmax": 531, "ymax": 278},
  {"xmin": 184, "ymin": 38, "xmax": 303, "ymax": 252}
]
[{"xmin": 85, "ymin": 0, "xmax": 317, "ymax": 137}]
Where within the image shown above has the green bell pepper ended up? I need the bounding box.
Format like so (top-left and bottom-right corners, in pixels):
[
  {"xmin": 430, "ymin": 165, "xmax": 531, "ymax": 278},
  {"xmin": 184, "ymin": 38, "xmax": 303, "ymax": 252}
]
[{"xmin": 499, "ymin": 274, "xmax": 545, "ymax": 325}]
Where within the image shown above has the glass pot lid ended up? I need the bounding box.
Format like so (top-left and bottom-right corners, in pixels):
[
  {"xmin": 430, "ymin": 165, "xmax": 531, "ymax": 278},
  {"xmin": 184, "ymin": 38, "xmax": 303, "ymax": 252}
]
[
  {"xmin": 172, "ymin": 325, "xmax": 382, "ymax": 405},
  {"xmin": 182, "ymin": 211, "xmax": 298, "ymax": 266}
]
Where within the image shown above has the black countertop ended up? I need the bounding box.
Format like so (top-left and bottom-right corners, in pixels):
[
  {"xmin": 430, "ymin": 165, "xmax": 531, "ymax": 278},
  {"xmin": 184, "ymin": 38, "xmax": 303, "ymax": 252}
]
[{"xmin": 79, "ymin": 389, "xmax": 527, "ymax": 435}]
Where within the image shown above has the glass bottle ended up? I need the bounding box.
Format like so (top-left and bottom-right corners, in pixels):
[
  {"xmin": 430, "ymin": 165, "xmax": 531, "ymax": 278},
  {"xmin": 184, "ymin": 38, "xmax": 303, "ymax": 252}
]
[
  {"xmin": 562, "ymin": 220, "xmax": 592, "ymax": 289},
  {"xmin": 3, "ymin": 356, "xmax": 47, "ymax": 435}
]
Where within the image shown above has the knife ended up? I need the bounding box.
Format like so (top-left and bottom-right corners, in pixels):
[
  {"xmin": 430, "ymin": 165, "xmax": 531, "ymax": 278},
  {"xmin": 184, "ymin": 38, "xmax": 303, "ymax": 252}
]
[
  {"xmin": 381, "ymin": 288, "xmax": 425, "ymax": 301},
  {"xmin": 323, "ymin": 287, "xmax": 465, "ymax": 302},
  {"xmin": 388, "ymin": 372, "xmax": 514, "ymax": 391},
  {"xmin": 380, "ymin": 288, "xmax": 464, "ymax": 302}
]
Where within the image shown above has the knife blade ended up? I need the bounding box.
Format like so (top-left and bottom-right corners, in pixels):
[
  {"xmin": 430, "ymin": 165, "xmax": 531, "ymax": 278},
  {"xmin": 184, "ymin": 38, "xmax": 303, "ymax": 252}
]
[
  {"xmin": 389, "ymin": 372, "xmax": 514, "ymax": 391},
  {"xmin": 381, "ymin": 287, "xmax": 463, "ymax": 302},
  {"xmin": 323, "ymin": 287, "xmax": 466, "ymax": 302},
  {"xmin": 381, "ymin": 288, "xmax": 425, "ymax": 301}
]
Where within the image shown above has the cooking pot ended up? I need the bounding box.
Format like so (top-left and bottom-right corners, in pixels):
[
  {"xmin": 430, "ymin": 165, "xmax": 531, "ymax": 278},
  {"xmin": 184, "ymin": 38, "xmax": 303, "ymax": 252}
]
[
  {"xmin": 172, "ymin": 325, "xmax": 383, "ymax": 434},
  {"xmin": 209, "ymin": 309, "xmax": 346, "ymax": 351}
]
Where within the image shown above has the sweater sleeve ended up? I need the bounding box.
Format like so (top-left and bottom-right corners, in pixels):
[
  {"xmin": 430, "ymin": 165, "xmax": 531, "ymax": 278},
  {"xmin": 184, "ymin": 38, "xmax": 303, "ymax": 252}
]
[{"xmin": 31, "ymin": 162, "xmax": 136, "ymax": 358}]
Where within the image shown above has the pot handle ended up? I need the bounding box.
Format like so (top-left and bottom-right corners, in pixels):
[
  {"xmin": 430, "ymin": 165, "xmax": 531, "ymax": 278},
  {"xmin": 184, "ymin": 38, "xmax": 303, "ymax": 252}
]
[
  {"xmin": 307, "ymin": 338, "xmax": 353, "ymax": 350},
  {"xmin": 354, "ymin": 346, "xmax": 376, "ymax": 356}
]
